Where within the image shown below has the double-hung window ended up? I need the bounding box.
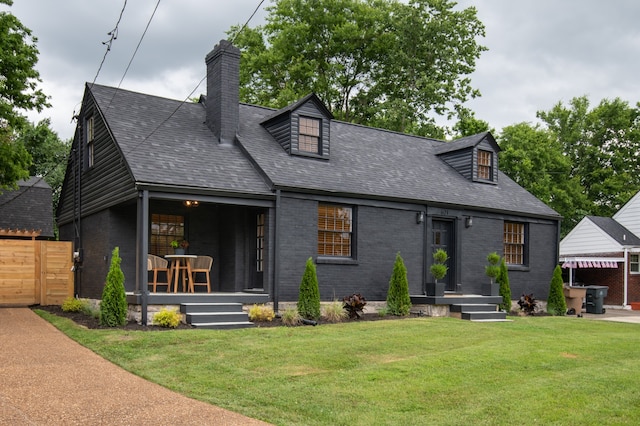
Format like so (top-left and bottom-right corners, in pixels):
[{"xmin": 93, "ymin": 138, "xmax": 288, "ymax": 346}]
[
  {"xmin": 299, "ymin": 116, "xmax": 321, "ymax": 154},
  {"xmin": 504, "ymin": 221, "xmax": 526, "ymax": 265},
  {"xmin": 631, "ymin": 254, "xmax": 640, "ymax": 273},
  {"xmin": 477, "ymin": 149, "xmax": 492, "ymax": 180},
  {"xmin": 318, "ymin": 204, "xmax": 353, "ymax": 257}
]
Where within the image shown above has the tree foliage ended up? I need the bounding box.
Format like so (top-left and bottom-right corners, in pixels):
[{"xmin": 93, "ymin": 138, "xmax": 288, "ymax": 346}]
[
  {"xmin": 0, "ymin": 0, "xmax": 50, "ymax": 190},
  {"xmin": 100, "ymin": 247, "xmax": 128, "ymax": 327},
  {"xmin": 386, "ymin": 252, "xmax": 411, "ymax": 316},
  {"xmin": 537, "ymin": 96, "xmax": 640, "ymax": 217},
  {"xmin": 298, "ymin": 257, "xmax": 321, "ymax": 320},
  {"xmin": 16, "ymin": 119, "xmax": 70, "ymax": 211},
  {"xmin": 546, "ymin": 265, "xmax": 566, "ymax": 316},
  {"xmin": 498, "ymin": 122, "xmax": 589, "ymax": 235},
  {"xmin": 228, "ymin": 0, "xmax": 486, "ymax": 137}
]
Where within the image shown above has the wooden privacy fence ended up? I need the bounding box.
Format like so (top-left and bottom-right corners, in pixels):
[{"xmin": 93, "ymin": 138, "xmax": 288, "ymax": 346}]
[{"xmin": 0, "ymin": 239, "xmax": 74, "ymax": 306}]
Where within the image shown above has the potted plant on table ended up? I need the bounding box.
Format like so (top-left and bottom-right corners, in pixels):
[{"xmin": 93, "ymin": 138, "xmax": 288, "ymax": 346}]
[
  {"xmin": 171, "ymin": 239, "xmax": 189, "ymax": 255},
  {"xmin": 427, "ymin": 249, "xmax": 448, "ymax": 296}
]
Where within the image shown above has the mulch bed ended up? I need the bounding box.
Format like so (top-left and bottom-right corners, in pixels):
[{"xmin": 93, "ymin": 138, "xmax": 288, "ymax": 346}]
[{"xmin": 33, "ymin": 305, "xmax": 421, "ymax": 330}]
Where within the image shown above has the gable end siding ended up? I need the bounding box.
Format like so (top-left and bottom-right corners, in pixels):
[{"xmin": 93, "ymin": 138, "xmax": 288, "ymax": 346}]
[
  {"xmin": 439, "ymin": 147, "xmax": 473, "ymax": 180},
  {"xmin": 263, "ymin": 114, "xmax": 292, "ymax": 153},
  {"xmin": 58, "ymin": 95, "xmax": 137, "ymax": 224}
]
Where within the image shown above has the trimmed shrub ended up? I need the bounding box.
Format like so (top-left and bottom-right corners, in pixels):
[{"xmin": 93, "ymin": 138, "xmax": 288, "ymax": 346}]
[
  {"xmin": 249, "ymin": 304, "xmax": 275, "ymax": 322},
  {"xmin": 547, "ymin": 265, "xmax": 567, "ymax": 316},
  {"xmin": 298, "ymin": 257, "xmax": 321, "ymax": 320},
  {"xmin": 100, "ymin": 247, "xmax": 128, "ymax": 327},
  {"xmin": 485, "ymin": 252, "xmax": 501, "ymax": 283},
  {"xmin": 497, "ymin": 259, "xmax": 512, "ymax": 312},
  {"xmin": 153, "ymin": 308, "xmax": 181, "ymax": 328},
  {"xmin": 61, "ymin": 296, "xmax": 86, "ymax": 313},
  {"xmin": 281, "ymin": 307, "xmax": 302, "ymax": 326},
  {"xmin": 386, "ymin": 252, "xmax": 412, "ymax": 316},
  {"xmin": 322, "ymin": 300, "xmax": 347, "ymax": 323}
]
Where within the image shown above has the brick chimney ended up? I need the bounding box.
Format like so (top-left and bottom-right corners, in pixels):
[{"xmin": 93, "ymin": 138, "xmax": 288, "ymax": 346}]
[{"xmin": 205, "ymin": 40, "xmax": 240, "ymax": 145}]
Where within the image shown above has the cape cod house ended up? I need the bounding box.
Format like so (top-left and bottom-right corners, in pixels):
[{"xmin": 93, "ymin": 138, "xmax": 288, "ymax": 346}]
[
  {"xmin": 56, "ymin": 40, "xmax": 561, "ymax": 325},
  {"xmin": 560, "ymin": 191, "xmax": 640, "ymax": 308}
]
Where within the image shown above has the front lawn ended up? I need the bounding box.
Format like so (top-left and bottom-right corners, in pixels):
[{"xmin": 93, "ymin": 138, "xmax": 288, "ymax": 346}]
[{"xmin": 37, "ymin": 311, "xmax": 640, "ymax": 425}]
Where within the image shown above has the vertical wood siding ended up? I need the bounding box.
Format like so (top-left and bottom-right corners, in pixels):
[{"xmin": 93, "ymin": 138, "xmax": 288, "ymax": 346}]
[{"xmin": 0, "ymin": 240, "xmax": 73, "ymax": 306}]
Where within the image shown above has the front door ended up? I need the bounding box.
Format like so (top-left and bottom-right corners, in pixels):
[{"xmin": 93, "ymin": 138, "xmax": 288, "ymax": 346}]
[{"xmin": 432, "ymin": 220, "xmax": 455, "ymax": 292}]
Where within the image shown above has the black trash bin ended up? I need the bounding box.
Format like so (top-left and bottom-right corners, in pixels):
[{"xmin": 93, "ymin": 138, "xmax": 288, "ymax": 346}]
[{"xmin": 585, "ymin": 285, "xmax": 608, "ymax": 314}]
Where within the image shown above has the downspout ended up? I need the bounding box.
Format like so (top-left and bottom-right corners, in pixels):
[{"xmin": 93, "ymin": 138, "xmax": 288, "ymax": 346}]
[
  {"xmin": 138, "ymin": 190, "xmax": 150, "ymax": 325},
  {"xmin": 273, "ymin": 189, "xmax": 281, "ymax": 312},
  {"xmin": 624, "ymin": 247, "xmax": 629, "ymax": 307}
]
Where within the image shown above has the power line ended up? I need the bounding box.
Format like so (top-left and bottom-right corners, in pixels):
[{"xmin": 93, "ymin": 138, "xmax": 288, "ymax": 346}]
[
  {"xmin": 122, "ymin": 0, "xmax": 266, "ymax": 156},
  {"xmin": 90, "ymin": 0, "xmax": 128, "ymax": 88}
]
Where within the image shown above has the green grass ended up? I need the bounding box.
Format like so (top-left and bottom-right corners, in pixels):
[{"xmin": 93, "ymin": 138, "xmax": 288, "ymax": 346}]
[{"xmin": 36, "ymin": 311, "xmax": 640, "ymax": 425}]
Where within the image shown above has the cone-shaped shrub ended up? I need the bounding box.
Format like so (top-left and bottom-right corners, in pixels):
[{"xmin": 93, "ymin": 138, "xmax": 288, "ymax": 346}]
[
  {"xmin": 298, "ymin": 257, "xmax": 321, "ymax": 320},
  {"xmin": 547, "ymin": 265, "xmax": 567, "ymax": 316},
  {"xmin": 100, "ymin": 247, "xmax": 128, "ymax": 327},
  {"xmin": 387, "ymin": 252, "xmax": 412, "ymax": 316},
  {"xmin": 497, "ymin": 259, "xmax": 512, "ymax": 312}
]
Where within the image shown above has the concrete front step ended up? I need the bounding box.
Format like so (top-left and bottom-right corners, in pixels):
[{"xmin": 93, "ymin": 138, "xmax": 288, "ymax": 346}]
[
  {"xmin": 191, "ymin": 321, "xmax": 255, "ymax": 330},
  {"xmin": 180, "ymin": 302, "xmax": 242, "ymax": 314},
  {"xmin": 450, "ymin": 304, "xmax": 498, "ymax": 313},
  {"xmin": 461, "ymin": 310, "xmax": 507, "ymax": 321},
  {"xmin": 185, "ymin": 311, "xmax": 250, "ymax": 324}
]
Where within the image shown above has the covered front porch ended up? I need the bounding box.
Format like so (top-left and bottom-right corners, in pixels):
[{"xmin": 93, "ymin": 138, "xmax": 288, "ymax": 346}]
[{"xmin": 134, "ymin": 189, "xmax": 275, "ymax": 324}]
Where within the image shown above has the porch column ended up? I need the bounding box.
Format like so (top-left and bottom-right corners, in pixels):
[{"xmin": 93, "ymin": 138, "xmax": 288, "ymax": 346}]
[{"xmin": 137, "ymin": 190, "xmax": 150, "ymax": 325}]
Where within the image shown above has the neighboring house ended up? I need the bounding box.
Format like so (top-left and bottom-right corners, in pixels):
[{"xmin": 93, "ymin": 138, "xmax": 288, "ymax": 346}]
[
  {"xmin": 560, "ymin": 192, "xmax": 640, "ymax": 307},
  {"xmin": 57, "ymin": 40, "xmax": 561, "ymax": 319},
  {"xmin": 0, "ymin": 177, "xmax": 55, "ymax": 239}
]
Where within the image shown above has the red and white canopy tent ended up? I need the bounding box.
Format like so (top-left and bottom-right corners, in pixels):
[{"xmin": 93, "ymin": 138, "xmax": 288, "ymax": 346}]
[{"xmin": 560, "ymin": 256, "xmax": 624, "ymax": 286}]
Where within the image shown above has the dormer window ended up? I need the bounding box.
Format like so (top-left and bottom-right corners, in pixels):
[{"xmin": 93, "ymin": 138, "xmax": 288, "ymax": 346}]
[
  {"xmin": 299, "ymin": 116, "xmax": 321, "ymax": 154},
  {"xmin": 477, "ymin": 149, "xmax": 492, "ymax": 180}
]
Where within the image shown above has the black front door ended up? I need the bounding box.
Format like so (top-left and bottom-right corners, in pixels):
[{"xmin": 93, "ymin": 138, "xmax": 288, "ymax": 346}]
[
  {"xmin": 251, "ymin": 212, "xmax": 265, "ymax": 289},
  {"xmin": 432, "ymin": 220, "xmax": 455, "ymax": 292}
]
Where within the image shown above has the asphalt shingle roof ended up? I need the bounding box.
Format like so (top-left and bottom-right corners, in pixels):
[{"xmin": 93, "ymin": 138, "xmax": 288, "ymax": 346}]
[
  {"xmin": 89, "ymin": 84, "xmax": 273, "ymax": 197},
  {"xmin": 587, "ymin": 216, "xmax": 640, "ymax": 245},
  {"xmin": 89, "ymin": 83, "xmax": 559, "ymax": 219}
]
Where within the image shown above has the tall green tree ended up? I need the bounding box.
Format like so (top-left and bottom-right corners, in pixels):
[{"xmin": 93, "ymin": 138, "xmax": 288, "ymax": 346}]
[
  {"xmin": 498, "ymin": 122, "xmax": 589, "ymax": 236},
  {"xmin": 228, "ymin": 0, "xmax": 486, "ymax": 137},
  {"xmin": 538, "ymin": 96, "xmax": 640, "ymax": 217},
  {"xmin": 17, "ymin": 119, "xmax": 70, "ymax": 211},
  {"xmin": 0, "ymin": 0, "xmax": 49, "ymax": 190},
  {"xmin": 546, "ymin": 265, "xmax": 566, "ymax": 316}
]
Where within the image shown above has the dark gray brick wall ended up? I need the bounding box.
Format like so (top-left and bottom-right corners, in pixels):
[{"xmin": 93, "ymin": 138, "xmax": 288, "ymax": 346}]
[{"xmin": 277, "ymin": 196, "xmax": 424, "ymax": 301}]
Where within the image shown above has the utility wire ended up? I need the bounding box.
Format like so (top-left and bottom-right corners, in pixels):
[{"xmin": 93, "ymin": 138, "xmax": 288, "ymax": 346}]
[
  {"xmin": 122, "ymin": 0, "xmax": 266, "ymax": 156},
  {"xmin": 90, "ymin": 0, "xmax": 128, "ymax": 88}
]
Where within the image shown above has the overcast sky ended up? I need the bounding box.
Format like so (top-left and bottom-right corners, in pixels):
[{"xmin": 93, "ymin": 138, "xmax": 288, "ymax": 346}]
[{"xmin": 3, "ymin": 0, "xmax": 640, "ymax": 141}]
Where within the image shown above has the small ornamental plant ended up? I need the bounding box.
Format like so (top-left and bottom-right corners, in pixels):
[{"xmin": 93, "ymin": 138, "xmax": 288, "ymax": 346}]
[
  {"xmin": 485, "ymin": 252, "xmax": 501, "ymax": 284},
  {"xmin": 153, "ymin": 308, "xmax": 181, "ymax": 328},
  {"xmin": 248, "ymin": 304, "xmax": 275, "ymax": 322},
  {"xmin": 518, "ymin": 294, "xmax": 537, "ymax": 315},
  {"xmin": 281, "ymin": 307, "xmax": 302, "ymax": 326},
  {"xmin": 386, "ymin": 252, "xmax": 412, "ymax": 316},
  {"xmin": 298, "ymin": 257, "xmax": 321, "ymax": 320},
  {"xmin": 430, "ymin": 249, "xmax": 449, "ymax": 284},
  {"xmin": 322, "ymin": 300, "xmax": 348, "ymax": 323},
  {"xmin": 342, "ymin": 293, "xmax": 367, "ymax": 319},
  {"xmin": 61, "ymin": 296, "xmax": 86, "ymax": 313},
  {"xmin": 547, "ymin": 265, "xmax": 567, "ymax": 316},
  {"xmin": 100, "ymin": 247, "xmax": 128, "ymax": 327}
]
